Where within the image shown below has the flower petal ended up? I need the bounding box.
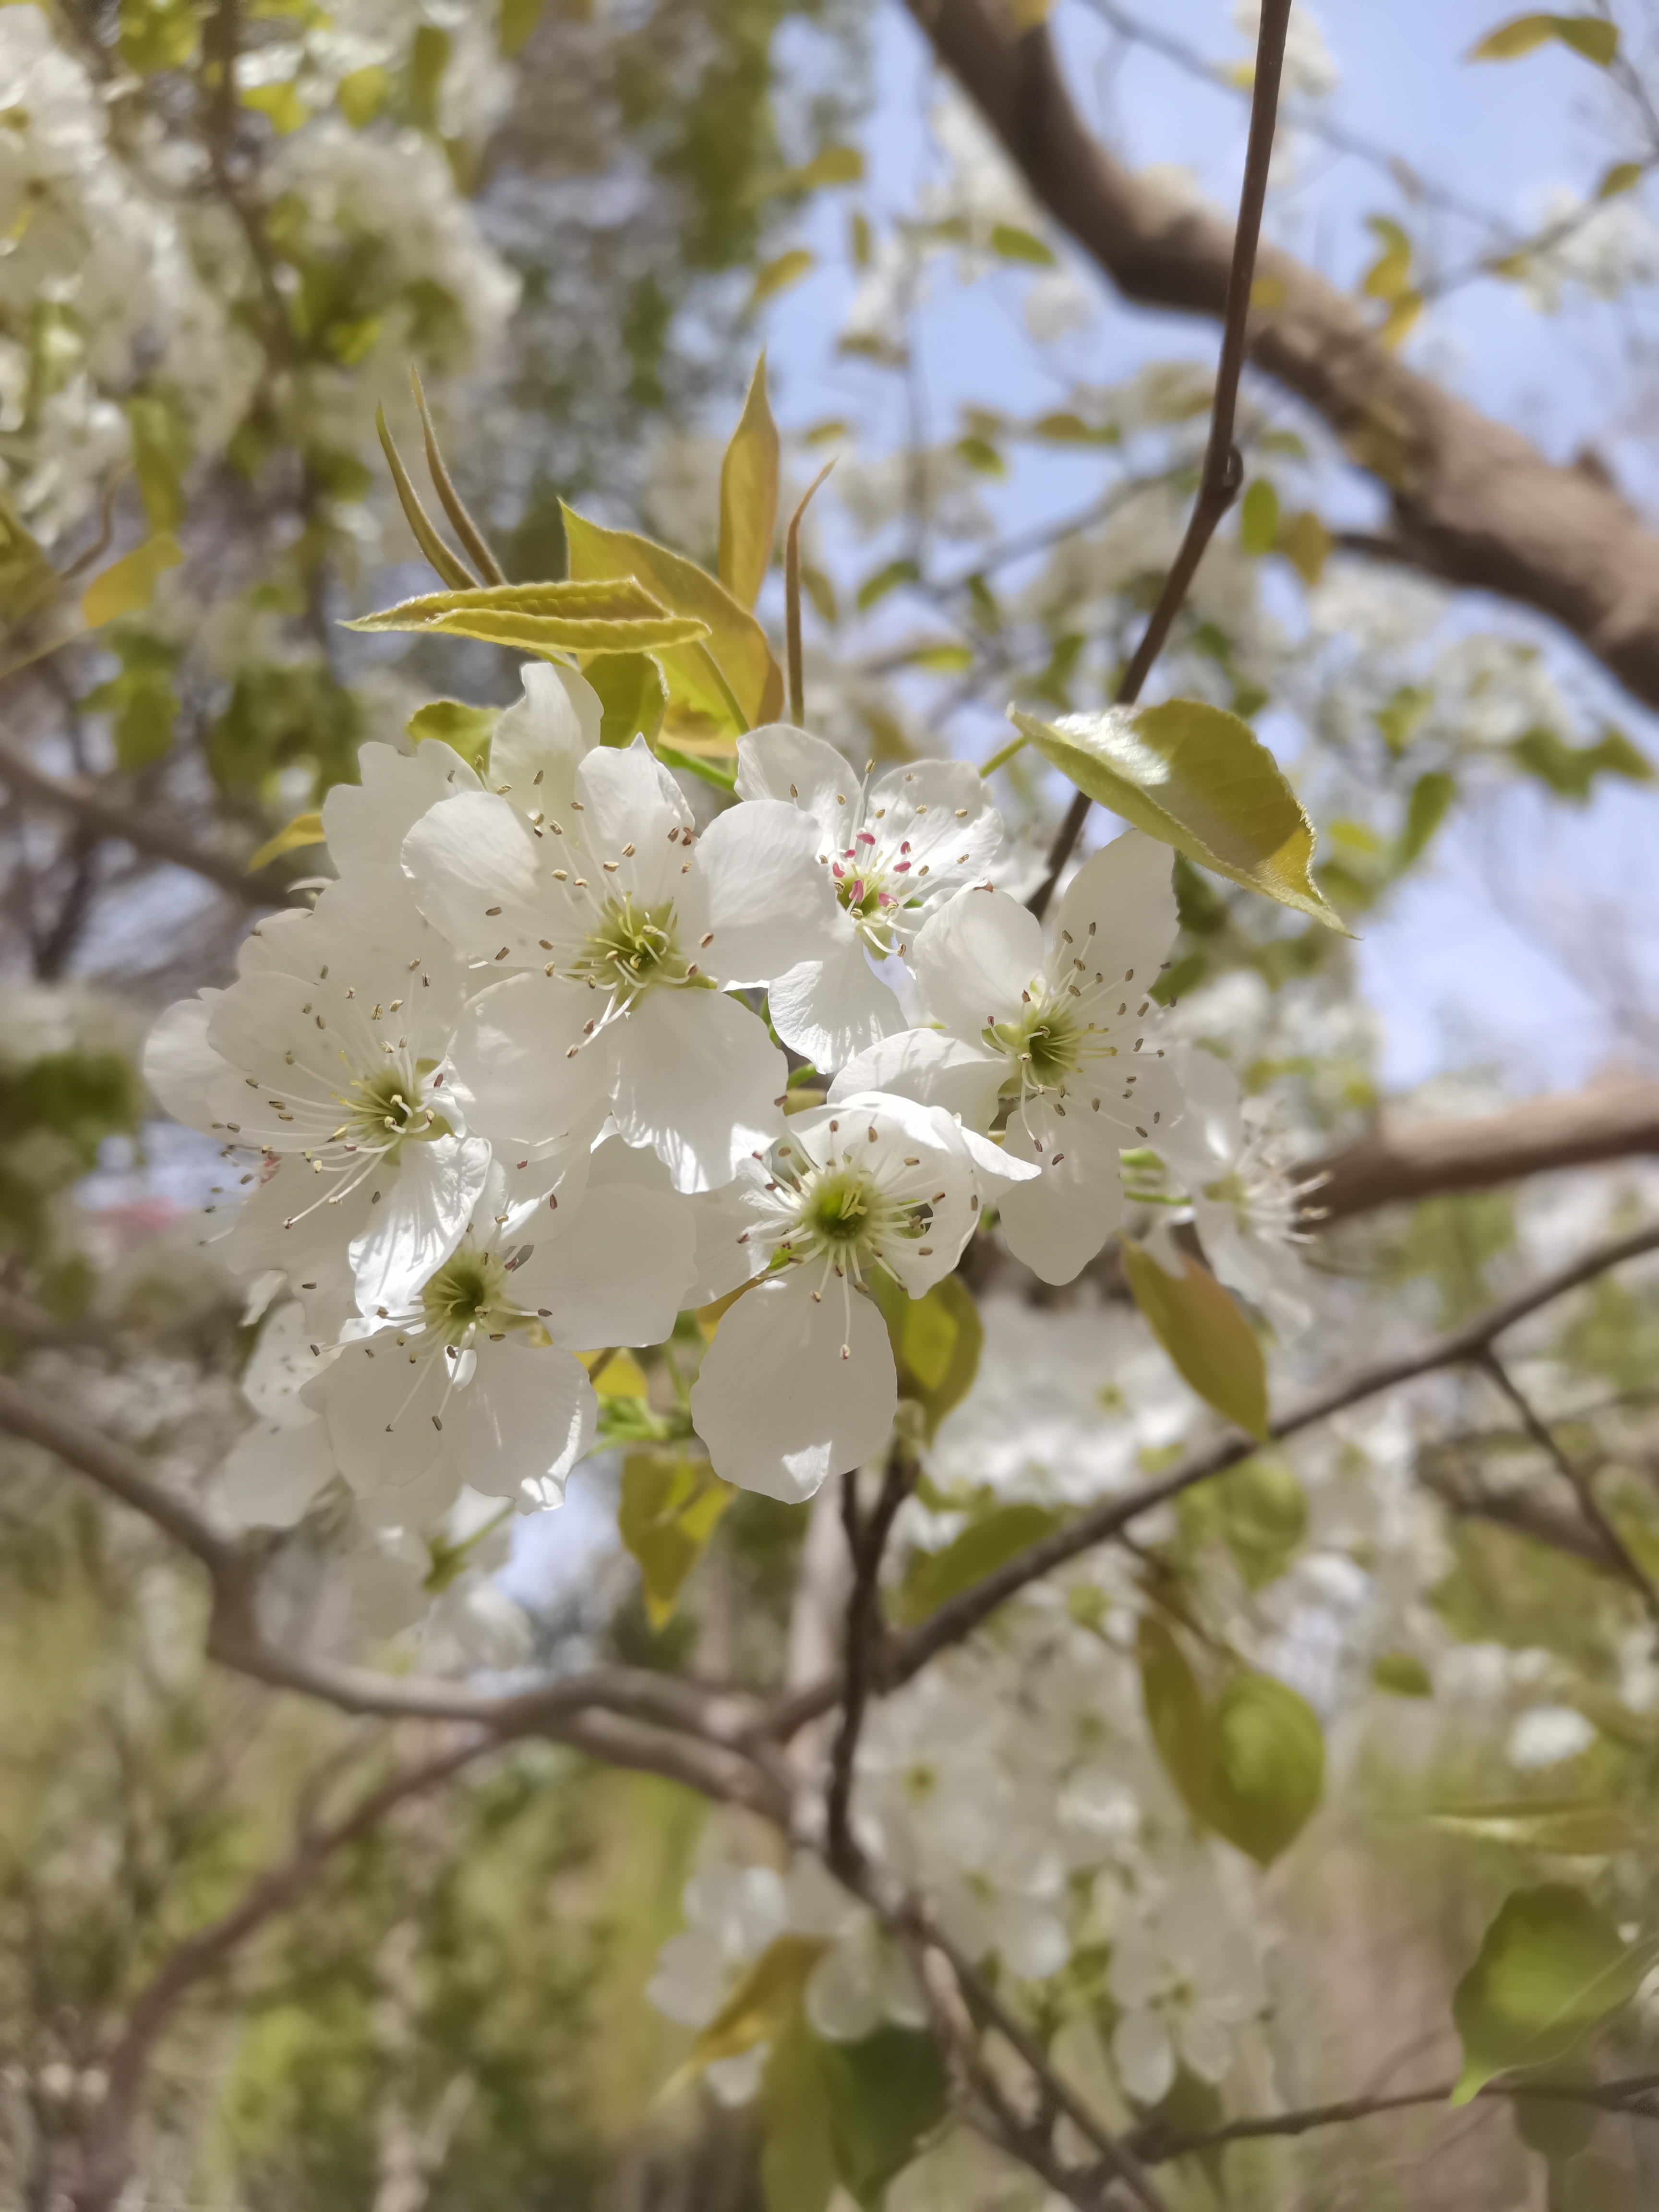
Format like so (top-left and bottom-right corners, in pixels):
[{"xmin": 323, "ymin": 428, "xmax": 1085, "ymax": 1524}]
[
  {"xmin": 401, "ymin": 790, "xmax": 552, "ymax": 965},
  {"xmin": 1050, "ymin": 830, "xmax": 1178, "ymax": 993},
  {"xmin": 451, "ymin": 971, "xmax": 613, "ymax": 1150},
  {"xmin": 910, "ymin": 886, "xmax": 1044, "ymax": 1039},
  {"xmin": 767, "ymin": 945, "xmax": 902, "ymax": 1067},
  {"xmin": 693, "ymin": 797, "xmax": 844, "ymax": 987},
  {"xmin": 829, "ymin": 1025, "xmax": 1006, "ymax": 1130},
  {"xmin": 348, "ymin": 1134, "xmax": 492, "ymax": 1318},
  {"xmin": 489, "ymin": 661, "xmax": 600, "ymax": 821},
  {"xmin": 996, "ymin": 1100, "xmax": 1124, "ymax": 1285},
  {"xmin": 511, "ymin": 1180, "xmax": 696, "ymax": 1347},
  {"xmin": 323, "ymin": 739, "xmax": 479, "ymax": 882},
  {"xmin": 573, "ymin": 737, "xmax": 692, "ymax": 907},
  {"xmin": 608, "ymin": 987, "xmax": 784, "ymax": 1193},
  {"xmin": 690, "ymin": 1269, "xmax": 896, "ymax": 1501},
  {"xmin": 320, "ymin": 1336, "xmax": 453, "ymax": 1499},
  {"xmin": 143, "ymin": 993, "xmax": 225, "ymax": 1135},
  {"xmin": 449, "ymin": 1338, "xmax": 595, "ymax": 1504},
  {"xmin": 1113, "ymin": 2008, "xmax": 1176, "ymax": 2107},
  {"xmin": 735, "ymin": 721, "xmax": 859, "ymax": 845},
  {"xmin": 218, "ymin": 1416, "xmax": 336, "ymax": 1530}
]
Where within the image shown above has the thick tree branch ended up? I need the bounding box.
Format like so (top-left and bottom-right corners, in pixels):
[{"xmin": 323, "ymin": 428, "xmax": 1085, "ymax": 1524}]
[
  {"xmin": 0, "ymin": 727, "xmax": 269, "ymax": 902},
  {"xmin": 767, "ymin": 1218, "xmax": 1659, "ymax": 1738},
  {"xmin": 907, "ymin": 0, "xmax": 1659, "ymax": 715},
  {"xmin": 1302, "ymin": 1080, "xmax": 1659, "ymax": 1223}
]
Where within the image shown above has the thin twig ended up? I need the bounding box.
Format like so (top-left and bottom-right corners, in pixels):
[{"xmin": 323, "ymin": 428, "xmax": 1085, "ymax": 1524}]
[
  {"xmin": 1477, "ymin": 1348, "xmax": 1659, "ymax": 1626},
  {"xmin": 765, "ymin": 1219, "xmax": 1659, "ymax": 1738},
  {"xmin": 1027, "ymin": 0, "xmax": 1291, "ymax": 921},
  {"xmin": 825, "ymin": 1440, "xmax": 915, "ymax": 1872}
]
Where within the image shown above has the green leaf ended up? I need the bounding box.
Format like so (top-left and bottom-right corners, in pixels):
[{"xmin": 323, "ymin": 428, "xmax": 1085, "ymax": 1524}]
[
  {"xmin": 80, "ymin": 536, "xmax": 183, "ymax": 629},
  {"xmin": 1009, "ymin": 698, "xmax": 1346, "ymax": 933},
  {"xmin": 1428, "ymin": 1800, "xmax": 1647, "ymax": 1855},
  {"xmin": 409, "ymin": 21, "xmax": 451, "ymax": 129},
  {"xmin": 954, "ymin": 434, "xmax": 1005, "ymax": 477},
  {"xmin": 683, "ymin": 1935, "xmax": 830, "ymax": 2077},
  {"xmin": 247, "ymin": 811, "xmax": 326, "ymax": 872},
  {"xmin": 618, "ymin": 1452, "xmax": 734, "ymax": 1629},
  {"xmin": 345, "ymin": 578, "xmax": 708, "ymax": 656},
  {"xmin": 1238, "ymin": 478, "xmax": 1280, "ymax": 555},
  {"xmin": 1278, "ymin": 508, "xmax": 1333, "ymax": 586},
  {"xmin": 818, "ymin": 2026, "xmax": 948, "ymax": 2208},
  {"xmin": 498, "ymin": 0, "xmax": 543, "ymax": 57},
  {"xmin": 855, "ymin": 557, "xmax": 920, "ymax": 612},
  {"xmin": 1397, "ymin": 769, "xmax": 1456, "ymax": 868},
  {"xmin": 1028, "ymin": 410, "xmax": 1119, "ymax": 445},
  {"xmin": 125, "ymin": 394, "xmax": 192, "ymax": 533},
  {"xmin": 1138, "ymin": 1614, "xmax": 1215, "ymax": 1829},
  {"xmin": 1120, "ymin": 1241, "xmax": 1270, "ymax": 1440},
  {"xmin": 118, "ymin": 0, "xmax": 199, "ymax": 73},
  {"xmin": 242, "ymin": 78, "xmax": 308, "ymax": 133},
  {"xmin": 1597, "ymin": 159, "xmax": 1645, "ymax": 200},
  {"xmin": 1362, "ymin": 214, "xmax": 1414, "ymax": 301},
  {"xmin": 1511, "ymin": 725, "xmax": 1653, "ymax": 800},
  {"xmin": 759, "ymin": 2016, "xmax": 836, "ymax": 2212},
  {"xmin": 1511, "ymin": 2063, "xmax": 1599, "ymax": 2158},
  {"xmin": 869, "ymin": 1272, "xmax": 983, "ymax": 1441},
  {"xmin": 337, "ymin": 64, "xmax": 391, "ymax": 127},
  {"xmin": 585, "ymin": 651, "xmax": 668, "ymax": 750},
  {"xmin": 891, "ymin": 1503, "xmax": 1061, "ymax": 1627},
  {"xmin": 988, "ymin": 222, "xmax": 1057, "ymax": 266},
  {"xmin": 1201, "ymin": 1456, "xmax": 1307, "ymax": 1590},
  {"xmin": 719, "ymin": 352, "xmax": 780, "ymax": 611},
  {"xmin": 1468, "ymin": 14, "xmax": 1619, "ymax": 65},
  {"xmin": 407, "ymin": 699, "xmax": 498, "ymax": 775},
  {"xmin": 782, "ymin": 145, "xmax": 865, "ymax": 191},
  {"xmin": 0, "ymin": 491, "xmax": 57, "ymax": 625},
  {"xmin": 1451, "ymin": 1886, "xmax": 1646, "ymax": 2104},
  {"xmin": 750, "ymin": 249, "xmax": 816, "ymax": 307},
  {"xmin": 1207, "ymin": 1671, "xmax": 1324, "ymax": 1866},
  {"xmin": 562, "ymin": 505, "xmax": 784, "ymax": 732},
  {"xmin": 1371, "ymin": 1651, "xmax": 1434, "ymax": 1697}
]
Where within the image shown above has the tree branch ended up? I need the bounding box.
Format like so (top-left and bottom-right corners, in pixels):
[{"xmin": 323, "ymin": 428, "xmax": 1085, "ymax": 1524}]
[
  {"xmin": 1302, "ymin": 1080, "xmax": 1659, "ymax": 1223},
  {"xmin": 907, "ymin": 0, "xmax": 1659, "ymax": 716},
  {"xmin": 0, "ymin": 727, "xmax": 270, "ymax": 902},
  {"xmin": 1028, "ymin": 0, "xmax": 1290, "ymax": 918},
  {"xmin": 765, "ymin": 1219, "xmax": 1659, "ymax": 1738}
]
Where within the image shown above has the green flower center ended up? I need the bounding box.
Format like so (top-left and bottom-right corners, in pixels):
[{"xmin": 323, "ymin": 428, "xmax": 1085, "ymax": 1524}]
[
  {"xmin": 774, "ymin": 1165, "xmax": 929, "ymax": 1280},
  {"xmin": 421, "ymin": 1250, "xmax": 515, "ymax": 1346},
  {"xmin": 988, "ymin": 997, "xmax": 1082, "ymax": 1092},
  {"xmin": 340, "ymin": 1061, "xmax": 448, "ymax": 1153},
  {"xmin": 570, "ymin": 895, "xmax": 686, "ymax": 1006}
]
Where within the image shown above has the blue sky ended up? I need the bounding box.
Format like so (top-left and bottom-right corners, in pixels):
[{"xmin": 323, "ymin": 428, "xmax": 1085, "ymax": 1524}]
[{"xmin": 749, "ymin": 0, "xmax": 1659, "ymax": 1094}]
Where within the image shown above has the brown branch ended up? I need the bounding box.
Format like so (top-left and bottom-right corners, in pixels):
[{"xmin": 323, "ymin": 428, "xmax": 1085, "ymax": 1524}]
[
  {"xmin": 1302, "ymin": 1079, "xmax": 1659, "ymax": 1223},
  {"xmin": 765, "ymin": 1219, "xmax": 1659, "ymax": 1739},
  {"xmin": 1028, "ymin": 0, "xmax": 1290, "ymax": 919},
  {"xmin": 826, "ymin": 1440, "xmax": 917, "ymax": 1874},
  {"xmin": 907, "ymin": 0, "xmax": 1659, "ymax": 717},
  {"xmin": 0, "ymin": 1371, "xmax": 783, "ymax": 1821},
  {"xmin": 70, "ymin": 1734, "xmax": 490, "ymax": 2212},
  {"xmin": 0, "ymin": 727, "xmax": 268, "ymax": 901}
]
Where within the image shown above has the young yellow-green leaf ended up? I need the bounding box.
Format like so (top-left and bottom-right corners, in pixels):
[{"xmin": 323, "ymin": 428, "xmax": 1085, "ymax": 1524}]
[
  {"xmin": 562, "ymin": 505, "xmax": 784, "ymax": 731},
  {"xmin": 685, "ymin": 1935, "xmax": 830, "ymax": 2074},
  {"xmin": 337, "ymin": 62, "xmax": 390, "ymax": 125},
  {"xmin": 499, "ymin": 0, "xmax": 543, "ymax": 57},
  {"xmin": 855, "ymin": 556, "xmax": 920, "ymax": 612},
  {"xmin": 760, "ymin": 2016, "xmax": 837, "ymax": 2212},
  {"xmin": 1468, "ymin": 13, "xmax": 1618, "ymax": 65},
  {"xmin": 80, "ymin": 536, "xmax": 183, "ymax": 629},
  {"xmin": 1207, "ymin": 1671, "xmax": 1324, "ymax": 1865},
  {"xmin": 782, "ymin": 145, "xmax": 865, "ymax": 191},
  {"xmin": 719, "ymin": 353, "xmax": 780, "ymax": 612},
  {"xmin": 905, "ymin": 640, "xmax": 975, "ymax": 673},
  {"xmin": 1371, "ymin": 1651, "xmax": 1434, "ymax": 1698},
  {"xmin": 1397, "ymin": 769, "xmax": 1456, "ymax": 869},
  {"xmin": 407, "ymin": 699, "xmax": 497, "ymax": 774},
  {"xmin": 590, "ymin": 1349, "xmax": 649, "ymax": 1396},
  {"xmin": 1010, "ymin": 697, "xmax": 1346, "ymax": 932},
  {"xmin": 242, "ymin": 78, "xmax": 308, "ymax": 133},
  {"xmin": 891, "ymin": 1503, "xmax": 1061, "ymax": 1627},
  {"xmin": 1428, "ymin": 1800, "xmax": 1646, "ymax": 1855},
  {"xmin": 1361, "ymin": 214, "xmax": 1413, "ymax": 300},
  {"xmin": 750, "ymin": 249, "xmax": 816, "ymax": 309},
  {"xmin": 618, "ymin": 1452, "xmax": 734, "ymax": 1629},
  {"xmin": 345, "ymin": 578, "xmax": 708, "ymax": 656},
  {"xmin": 988, "ymin": 222, "xmax": 1057, "ymax": 266},
  {"xmin": 1120, "ymin": 1240, "xmax": 1271, "ymax": 1440},
  {"xmin": 1137, "ymin": 1614, "xmax": 1216, "ymax": 1829},
  {"xmin": 0, "ymin": 492, "xmax": 57, "ymax": 625},
  {"xmin": 125, "ymin": 394, "xmax": 192, "ymax": 533},
  {"xmin": 869, "ymin": 1272, "xmax": 983, "ymax": 1440},
  {"xmin": 1238, "ymin": 478, "xmax": 1280, "ymax": 555},
  {"xmin": 584, "ymin": 650, "xmax": 669, "ymax": 749},
  {"xmin": 1278, "ymin": 508, "xmax": 1333, "ymax": 587},
  {"xmin": 1451, "ymin": 1886, "xmax": 1645, "ymax": 2103},
  {"xmin": 118, "ymin": 0, "xmax": 199, "ymax": 73},
  {"xmin": 1378, "ymin": 290, "xmax": 1424, "ymax": 349},
  {"xmin": 1597, "ymin": 159, "xmax": 1645, "ymax": 199},
  {"xmin": 247, "ymin": 811, "xmax": 326, "ymax": 872},
  {"xmin": 954, "ymin": 434, "xmax": 1005, "ymax": 477},
  {"xmin": 1204, "ymin": 1456, "xmax": 1307, "ymax": 1590}
]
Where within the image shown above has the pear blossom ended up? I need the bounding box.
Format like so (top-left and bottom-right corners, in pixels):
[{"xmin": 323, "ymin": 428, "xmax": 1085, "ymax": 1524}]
[
  {"xmin": 688, "ymin": 1093, "xmax": 1035, "ymax": 1501},
  {"xmin": 647, "ymin": 1864, "xmax": 790, "ymax": 2104},
  {"xmin": 1107, "ymin": 1872, "xmax": 1265, "ymax": 2104},
  {"xmin": 144, "ymin": 894, "xmax": 490, "ymax": 1329},
  {"xmin": 352, "ymin": 1490, "xmax": 532, "ymax": 1669},
  {"xmin": 835, "ymin": 832, "xmax": 1184, "ymax": 1285},
  {"xmin": 217, "ymin": 1298, "xmax": 337, "ymax": 1530},
  {"xmin": 1160, "ymin": 1046, "xmax": 1318, "ymax": 1341},
  {"xmin": 305, "ymin": 1159, "xmax": 695, "ymax": 1517},
  {"xmin": 403, "ymin": 735, "xmax": 842, "ymax": 1191},
  {"xmin": 733, "ymin": 723, "xmax": 1004, "ymax": 1066}
]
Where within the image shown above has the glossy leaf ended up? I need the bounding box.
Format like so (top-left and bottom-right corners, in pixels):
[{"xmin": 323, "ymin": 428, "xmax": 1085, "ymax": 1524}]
[
  {"xmin": 1468, "ymin": 14, "xmax": 1618, "ymax": 65},
  {"xmin": 562, "ymin": 505, "xmax": 784, "ymax": 731},
  {"xmin": 1010, "ymin": 698, "xmax": 1346, "ymax": 932},
  {"xmin": 1428, "ymin": 1800, "xmax": 1647, "ymax": 1855},
  {"xmin": 81, "ymin": 536, "xmax": 183, "ymax": 630},
  {"xmin": 818, "ymin": 2026, "xmax": 948, "ymax": 2208},
  {"xmin": 1451, "ymin": 1886, "xmax": 1645, "ymax": 2104},
  {"xmin": 988, "ymin": 222, "xmax": 1056, "ymax": 266},
  {"xmin": 1397, "ymin": 769, "xmax": 1456, "ymax": 867},
  {"xmin": 346, "ymin": 577, "xmax": 707, "ymax": 656},
  {"xmin": 247, "ymin": 812, "xmax": 326, "ymax": 873},
  {"xmin": 869, "ymin": 1272, "xmax": 983, "ymax": 1441},
  {"xmin": 719, "ymin": 353, "xmax": 780, "ymax": 611},
  {"xmin": 1138, "ymin": 1615, "xmax": 1216, "ymax": 1829},
  {"xmin": 407, "ymin": 699, "xmax": 497, "ymax": 774},
  {"xmin": 1120, "ymin": 1240, "xmax": 1271, "ymax": 1440},
  {"xmin": 585, "ymin": 650, "xmax": 668, "ymax": 749},
  {"xmin": 1207, "ymin": 1671, "xmax": 1325, "ymax": 1866},
  {"xmin": 618, "ymin": 1452, "xmax": 734, "ymax": 1628},
  {"xmin": 1238, "ymin": 478, "xmax": 1280, "ymax": 555},
  {"xmin": 685, "ymin": 1935, "xmax": 829, "ymax": 2073}
]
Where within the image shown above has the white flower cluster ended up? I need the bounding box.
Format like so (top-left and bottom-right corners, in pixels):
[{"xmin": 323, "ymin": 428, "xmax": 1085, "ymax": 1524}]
[{"xmin": 144, "ymin": 664, "xmax": 1314, "ymax": 1556}]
